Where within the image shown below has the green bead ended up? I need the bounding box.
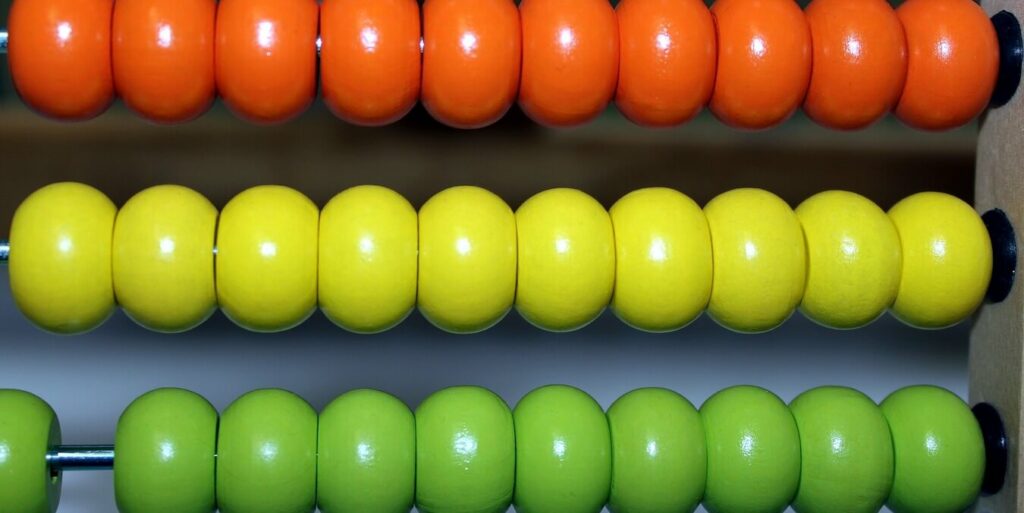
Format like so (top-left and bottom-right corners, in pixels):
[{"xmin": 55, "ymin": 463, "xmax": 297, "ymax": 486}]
[
  {"xmin": 318, "ymin": 389, "xmax": 415, "ymax": 513},
  {"xmin": 217, "ymin": 389, "xmax": 318, "ymax": 513},
  {"xmin": 513, "ymin": 385, "xmax": 611, "ymax": 513},
  {"xmin": 701, "ymin": 385, "xmax": 800, "ymax": 513},
  {"xmin": 0, "ymin": 390, "xmax": 61, "ymax": 513},
  {"xmin": 608, "ymin": 388, "xmax": 705, "ymax": 513},
  {"xmin": 114, "ymin": 388, "xmax": 217, "ymax": 513},
  {"xmin": 416, "ymin": 386, "xmax": 515, "ymax": 513},
  {"xmin": 881, "ymin": 385, "xmax": 984, "ymax": 513},
  {"xmin": 789, "ymin": 386, "xmax": 892, "ymax": 513}
]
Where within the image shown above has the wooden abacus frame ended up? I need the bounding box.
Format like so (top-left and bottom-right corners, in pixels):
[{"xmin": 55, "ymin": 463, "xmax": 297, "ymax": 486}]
[{"xmin": 972, "ymin": 1, "xmax": 1021, "ymax": 511}]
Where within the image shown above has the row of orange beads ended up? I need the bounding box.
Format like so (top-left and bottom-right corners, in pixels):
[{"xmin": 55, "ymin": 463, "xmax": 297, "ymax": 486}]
[{"xmin": 7, "ymin": 0, "xmax": 1000, "ymax": 130}]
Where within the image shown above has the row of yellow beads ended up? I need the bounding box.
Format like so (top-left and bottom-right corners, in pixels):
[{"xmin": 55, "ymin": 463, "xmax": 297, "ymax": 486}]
[{"xmin": 7, "ymin": 183, "xmax": 991, "ymax": 335}]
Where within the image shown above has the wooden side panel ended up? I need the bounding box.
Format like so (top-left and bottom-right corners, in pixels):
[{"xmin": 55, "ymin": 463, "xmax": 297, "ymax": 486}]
[{"xmin": 972, "ymin": 1, "xmax": 1024, "ymax": 512}]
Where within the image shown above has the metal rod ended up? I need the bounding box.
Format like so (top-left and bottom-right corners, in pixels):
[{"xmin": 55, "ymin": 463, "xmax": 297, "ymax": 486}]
[
  {"xmin": 0, "ymin": 239, "xmax": 8, "ymax": 265},
  {"xmin": 46, "ymin": 445, "xmax": 114, "ymax": 471}
]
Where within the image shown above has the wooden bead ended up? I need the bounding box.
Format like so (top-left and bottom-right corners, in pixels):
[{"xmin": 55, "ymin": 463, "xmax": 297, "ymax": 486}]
[
  {"xmin": 519, "ymin": 0, "xmax": 619, "ymax": 127},
  {"xmin": 418, "ymin": 187, "xmax": 517, "ymax": 334},
  {"xmin": 422, "ymin": 0, "xmax": 521, "ymax": 129},
  {"xmin": 112, "ymin": 186, "xmax": 218, "ymax": 333},
  {"xmin": 318, "ymin": 390, "xmax": 415, "ymax": 513},
  {"xmin": 803, "ymin": 0, "xmax": 906, "ymax": 130},
  {"xmin": 881, "ymin": 386, "xmax": 984, "ymax": 513},
  {"xmin": 615, "ymin": 0, "xmax": 716, "ymax": 127},
  {"xmin": 701, "ymin": 385, "xmax": 800, "ymax": 513},
  {"xmin": 217, "ymin": 390, "xmax": 318, "ymax": 513},
  {"xmin": 320, "ymin": 0, "xmax": 421, "ymax": 126},
  {"xmin": 114, "ymin": 389, "xmax": 217, "ymax": 513},
  {"xmin": 515, "ymin": 189, "xmax": 615, "ymax": 332},
  {"xmin": 704, "ymin": 188, "xmax": 806, "ymax": 333},
  {"xmin": 610, "ymin": 188, "xmax": 712, "ymax": 332},
  {"xmin": 709, "ymin": 0, "xmax": 811, "ymax": 129},
  {"xmin": 513, "ymin": 385, "xmax": 611, "ymax": 513},
  {"xmin": 416, "ymin": 387, "xmax": 515, "ymax": 513},
  {"xmin": 7, "ymin": 0, "xmax": 114, "ymax": 120},
  {"xmin": 112, "ymin": 0, "xmax": 216, "ymax": 123},
  {"xmin": 216, "ymin": 186, "xmax": 319, "ymax": 332},
  {"xmin": 0, "ymin": 390, "xmax": 62, "ymax": 513},
  {"xmin": 796, "ymin": 191, "xmax": 901, "ymax": 329},
  {"xmin": 215, "ymin": 0, "xmax": 319, "ymax": 123},
  {"xmin": 895, "ymin": 0, "xmax": 999, "ymax": 130},
  {"xmin": 319, "ymin": 186, "xmax": 418, "ymax": 334},
  {"xmin": 9, "ymin": 183, "xmax": 116, "ymax": 334},
  {"xmin": 888, "ymin": 192, "xmax": 991, "ymax": 329},
  {"xmin": 790, "ymin": 386, "xmax": 893, "ymax": 513}
]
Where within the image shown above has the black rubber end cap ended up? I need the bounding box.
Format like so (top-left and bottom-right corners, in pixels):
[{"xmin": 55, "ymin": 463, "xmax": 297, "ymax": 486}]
[
  {"xmin": 983, "ymin": 209, "xmax": 1017, "ymax": 303},
  {"xmin": 992, "ymin": 10, "xmax": 1023, "ymax": 108},
  {"xmin": 973, "ymin": 402, "xmax": 1008, "ymax": 496}
]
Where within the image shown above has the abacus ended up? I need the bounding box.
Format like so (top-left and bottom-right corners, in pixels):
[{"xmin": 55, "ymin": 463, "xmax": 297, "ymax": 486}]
[{"xmin": 1, "ymin": 0, "xmax": 1023, "ymax": 511}]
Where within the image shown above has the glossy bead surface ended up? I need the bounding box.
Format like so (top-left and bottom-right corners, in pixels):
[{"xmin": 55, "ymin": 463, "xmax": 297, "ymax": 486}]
[
  {"xmin": 704, "ymin": 188, "xmax": 806, "ymax": 333},
  {"xmin": 9, "ymin": 183, "xmax": 116, "ymax": 334},
  {"xmin": 881, "ymin": 386, "xmax": 984, "ymax": 513},
  {"xmin": 320, "ymin": 0, "xmax": 421, "ymax": 126},
  {"xmin": 215, "ymin": 0, "xmax": 319, "ymax": 123},
  {"xmin": 217, "ymin": 389, "xmax": 317, "ymax": 513},
  {"xmin": 888, "ymin": 192, "xmax": 991, "ymax": 329},
  {"xmin": 709, "ymin": 0, "xmax": 811, "ymax": 129},
  {"xmin": 514, "ymin": 385, "xmax": 611, "ymax": 513},
  {"xmin": 423, "ymin": 0, "xmax": 521, "ymax": 129},
  {"xmin": 217, "ymin": 186, "xmax": 319, "ymax": 332},
  {"xmin": 701, "ymin": 385, "xmax": 800, "ymax": 513},
  {"xmin": 114, "ymin": 389, "xmax": 217, "ymax": 513},
  {"xmin": 519, "ymin": 0, "xmax": 619, "ymax": 127},
  {"xmin": 895, "ymin": 0, "xmax": 999, "ymax": 130},
  {"xmin": 615, "ymin": 0, "xmax": 716, "ymax": 127},
  {"xmin": 803, "ymin": 0, "xmax": 906, "ymax": 130},
  {"xmin": 790, "ymin": 386, "xmax": 893, "ymax": 513},
  {"xmin": 8, "ymin": 0, "xmax": 114, "ymax": 120},
  {"xmin": 607, "ymin": 388, "xmax": 705, "ymax": 513},
  {"xmin": 0, "ymin": 390, "xmax": 61, "ymax": 513},
  {"xmin": 319, "ymin": 186, "xmax": 418, "ymax": 334},
  {"xmin": 796, "ymin": 191, "xmax": 901, "ymax": 329},
  {"xmin": 112, "ymin": 186, "xmax": 217, "ymax": 333},
  {"xmin": 419, "ymin": 187, "xmax": 517, "ymax": 333},
  {"xmin": 610, "ymin": 188, "xmax": 712, "ymax": 332},
  {"xmin": 416, "ymin": 387, "xmax": 515, "ymax": 513},
  {"xmin": 112, "ymin": 0, "xmax": 216, "ymax": 123},
  {"xmin": 318, "ymin": 389, "xmax": 415, "ymax": 513},
  {"xmin": 515, "ymin": 189, "xmax": 615, "ymax": 332}
]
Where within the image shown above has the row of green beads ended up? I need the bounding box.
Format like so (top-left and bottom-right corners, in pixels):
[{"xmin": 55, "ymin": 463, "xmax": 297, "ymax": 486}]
[{"xmin": 0, "ymin": 384, "xmax": 985, "ymax": 513}]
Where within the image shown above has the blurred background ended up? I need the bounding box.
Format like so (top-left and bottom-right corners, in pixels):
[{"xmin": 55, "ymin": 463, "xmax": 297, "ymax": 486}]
[{"xmin": 0, "ymin": 0, "xmax": 980, "ymax": 511}]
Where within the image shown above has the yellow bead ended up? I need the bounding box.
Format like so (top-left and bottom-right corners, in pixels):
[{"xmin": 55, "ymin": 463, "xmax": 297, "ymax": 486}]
[
  {"xmin": 9, "ymin": 182, "xmax": 116, "ymax": 334},
  {"xmin": 796, "ymin": 191, "xmax": 902, "ymax": 329},
  {"xmin": 704, "ymin": 188, "xmax": 806, "ymax": 333},
  {"xmin": 609, "ymin": 188, "xmax": 712, "ymax": 332},
  {"xmin": 112, "ymin": 186, "xmax": 218, "ymax": 333},
  {"xmin": 515, "ymin": 188, "xmax": 614, "ymax": 332},
  {"xmin": 418, "ymin": 186, "xmax": 517, "ymax": 333},
  {"xmin": 216, "ymin": 186, "xmax": 319, "ymax": 332},
  {"xmin": 319, "ymin": 186, "xmax": 418, "ymax": 334},
  {"xmin": 888, "ymin": 192, "xmax": 991, "ymax": 329}
]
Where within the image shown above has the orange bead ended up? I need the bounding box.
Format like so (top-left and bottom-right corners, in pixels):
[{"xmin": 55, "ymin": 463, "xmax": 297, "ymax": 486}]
[
  {"xmin": 804, "ymin": 0, "xmax": 906, "ymax": 130},
  {"xmin": 615, "ymin": 0, "xmax": 716, "ymax": 127},
  {"xmin": 320, "ymin": 0, "xmax": 422, "ymax": 126},
  {"xmin": 215, "ymin": 0, "xmax": 319, "ymax": 124},
  {"xmin": 519, "ymin": 0, "xmax": 619, "ymax": 127},
  {"xmin": 423, "ymin": 0, "xmax": 521, "ymax": 129},
  {"xmin": 7, "ymin": 0, "xmax": 114, "ymax": 120},
  {"xmin": 709, "ymin": 0, "xmax": 811, "ymax": 130},
  {"xmin": 113, "ymin": 0, "xmax": 216, "ymax": 123},
  {"xmin": 895, "ymin": 0, "xmax": 999, "ymax": 130}
]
